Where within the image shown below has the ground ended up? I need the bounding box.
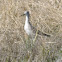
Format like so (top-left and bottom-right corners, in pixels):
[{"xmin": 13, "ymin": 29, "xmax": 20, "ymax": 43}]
[{"xmin": 0, "ymin": 0, "xmax": 62, "ymax": 62}]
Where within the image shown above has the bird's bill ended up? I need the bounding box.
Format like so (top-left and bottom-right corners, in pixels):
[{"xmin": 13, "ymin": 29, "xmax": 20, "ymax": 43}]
[{"xmin": 21, "ymin": 14, "xmax": 25, "ymax": 16}]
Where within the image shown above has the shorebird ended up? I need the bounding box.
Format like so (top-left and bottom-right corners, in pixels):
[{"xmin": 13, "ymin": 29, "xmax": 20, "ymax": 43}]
[{"xmin": 21, "ymin": 11, "xmax": 50, "ymax": 38}]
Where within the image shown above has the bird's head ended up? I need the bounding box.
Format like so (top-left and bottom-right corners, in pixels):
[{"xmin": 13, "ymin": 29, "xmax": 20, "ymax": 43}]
[{"xmin": 21, "ymin": 11, "xmax": 29, "ymax": 16}]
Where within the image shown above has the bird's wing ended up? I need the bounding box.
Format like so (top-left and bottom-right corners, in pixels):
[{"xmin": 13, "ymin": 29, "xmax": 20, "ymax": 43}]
[
  {"xmin": 29, "ymin": 22, "xmax": 50, "ymax": 37},
  {"xmin": 32, "ymin": 26, "xmax": 50, "ymax": 37}
]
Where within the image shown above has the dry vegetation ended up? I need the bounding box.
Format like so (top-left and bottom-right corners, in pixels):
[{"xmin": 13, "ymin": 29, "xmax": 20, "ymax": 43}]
[{"xmin": 0, "ymin": 0, "xmax": 62, "ymax": 62}]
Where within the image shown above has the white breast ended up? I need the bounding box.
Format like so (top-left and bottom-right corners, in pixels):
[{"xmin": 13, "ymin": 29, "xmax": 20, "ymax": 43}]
[{"xmin": 24, "ymin": 22, "xmax": 32, "ymax": 35}]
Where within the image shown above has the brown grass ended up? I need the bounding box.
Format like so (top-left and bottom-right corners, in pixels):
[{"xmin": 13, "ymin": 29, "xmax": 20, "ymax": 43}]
[{"xmin": 0, "ymin": 0, "xmax": 62, "ymax": 62}]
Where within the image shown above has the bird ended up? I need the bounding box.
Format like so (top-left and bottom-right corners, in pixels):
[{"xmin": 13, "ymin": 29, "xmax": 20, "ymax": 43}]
[{"xmin": 21, "ymin": 11, "xmax": 50, "ymax": 38}]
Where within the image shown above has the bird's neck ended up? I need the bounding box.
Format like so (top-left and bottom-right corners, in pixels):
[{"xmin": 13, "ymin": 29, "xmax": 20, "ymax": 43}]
[{"xmin": 25, "ymin": 14, "xmax": 29, "ymax": 24}]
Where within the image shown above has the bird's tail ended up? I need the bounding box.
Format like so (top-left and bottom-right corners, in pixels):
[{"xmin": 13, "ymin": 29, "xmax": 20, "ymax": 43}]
[
  {"xmin": 42, "ymin": 33, "xmax": 50, "ymax": 37},
  {"xmin": 37, "ymin": 30, "xmax": 50, "ymax": 37}
]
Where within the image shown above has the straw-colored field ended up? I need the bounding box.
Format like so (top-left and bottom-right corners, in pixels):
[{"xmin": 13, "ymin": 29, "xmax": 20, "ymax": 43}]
[{"xmin": 0, "ymin": 0, "xmax": 62, "ymax": 62}]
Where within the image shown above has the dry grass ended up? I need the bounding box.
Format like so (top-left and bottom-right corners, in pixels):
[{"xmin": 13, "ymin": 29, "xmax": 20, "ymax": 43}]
[{"xmin": 0, "ymin": 0, "xmax": 62, "ymax": 62}]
